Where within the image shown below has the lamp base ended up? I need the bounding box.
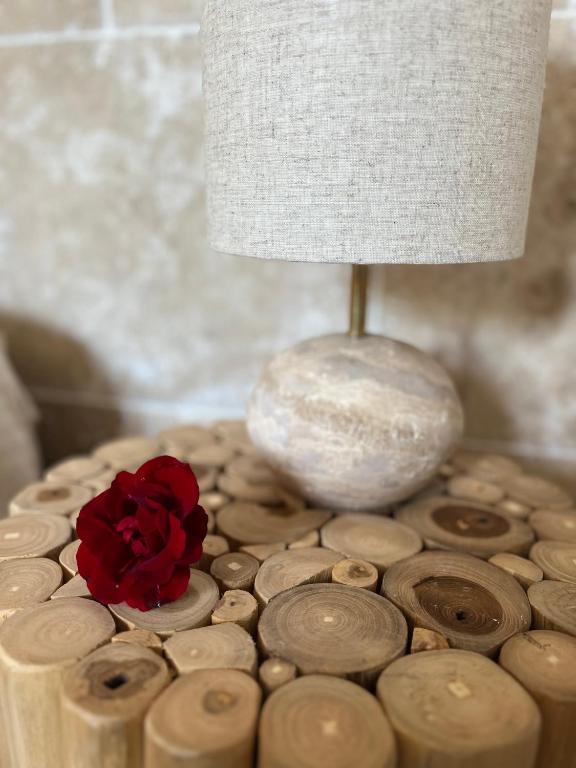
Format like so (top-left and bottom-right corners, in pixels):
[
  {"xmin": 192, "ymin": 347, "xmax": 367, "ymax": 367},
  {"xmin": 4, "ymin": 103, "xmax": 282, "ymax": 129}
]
[{"xmin": 247, "ymin": 333, "xmax": 464, "ymax": 513}]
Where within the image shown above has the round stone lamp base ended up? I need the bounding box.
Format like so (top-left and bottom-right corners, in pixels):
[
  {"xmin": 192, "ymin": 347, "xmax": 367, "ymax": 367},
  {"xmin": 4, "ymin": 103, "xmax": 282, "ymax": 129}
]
[{"xmin": 247, "ymin": 334, "xmax": 464, "ymax": 513}]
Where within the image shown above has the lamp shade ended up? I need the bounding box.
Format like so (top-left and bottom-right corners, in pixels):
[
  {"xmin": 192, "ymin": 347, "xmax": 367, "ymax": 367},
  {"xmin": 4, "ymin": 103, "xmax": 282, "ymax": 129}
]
[{"xmin": 203, "ymin": 0, "xmax": 551, "ymax": 264}]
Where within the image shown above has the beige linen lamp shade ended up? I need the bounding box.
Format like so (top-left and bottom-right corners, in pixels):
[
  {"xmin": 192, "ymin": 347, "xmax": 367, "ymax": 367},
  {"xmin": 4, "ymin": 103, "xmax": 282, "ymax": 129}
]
[
  {"xmin": 203, "ymin": 0, "xmax": 552, "ymax": 265},
  {"xmin": 202, "ymin": 0, "xmax": 552, "ymax": 512}
]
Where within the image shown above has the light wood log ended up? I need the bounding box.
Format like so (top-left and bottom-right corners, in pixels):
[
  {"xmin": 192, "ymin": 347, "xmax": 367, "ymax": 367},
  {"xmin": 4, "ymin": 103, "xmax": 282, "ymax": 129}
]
[
  {"xmin": 276, "ymin": 488, "xmax": 307, "ymax": 510},
  {"xmin": 331, "ymin": 558, "xmax": 379, "ymax": 592},
  {"xmin": 254, "ymin": 548, "xmax": 345, "ymax": 607},
  {"xmin": 500, "ymin": 630, "xmax": 576, "ymax": 768},
  {"xmin": 164, "ymin": 623, "xmax": 257, "ymax": 677},
  {"xmin": 377, "ymin": 649, "xmax": 540, "ymax": 768},
  {"xmin": 497, "ymin": 498, "xmax": 532, "ymax": 520},
  {"xmin": 396, "ymin": 496, "xmax": 534, "ymax": 559},
  {"xmin": 212, "ymin": 420, "xmax": 256, "ymax": 454},
  {"xmin": 447, "ymin": 475, "xmax": 504, "ymax": 505},
  {"xmin": 93, "ymin": 437, "xmax": 160, "ymax": 470},
  {"xmin": 258, "ymin": 658, "xmax": 297, "ymax": 696},
  {"xmin": 210, "ymin": 552, "xmax": 259, "ymax": 592},
  {"xmin": 258, "ymin": 583, "xmax": 407, "ymax": 687},
  {"xmin": 212, "ymin": 419, "xmax": 250, "ymax": 441},
  {"xmin": 528, "ymin": 580, "xmax": 576, "ymax": 636},
  {"xmin": 203, "ymin": 506, "xmax": 216, "ymax": 534},
  {"xmin": 381, "ymin": 550, "xmax": 531, "ymax": 656},
  {"xmin": 321, "ymin": 513, "xmax": 422, "ymax": 575},
  {"xmin": 451, "ymin": 451, "xmax": 523, "ymax": 483},
  {"xmin": 9, "ymin": 481, "xmax": 93, "ymax": 517},
  {"xmin": 530, "ymin": 508, "xmax": 576, "ymax": 543},
  {"xmin": 59, "ymin": 539, "xmax": 80, "ymax": 580},
  {"xmin": 51, "ymin": 574, "xmax": 92, "ymax": 600},
  {"xmin": 45, "ymin": 456, "xmax": 107, "ymax": 484},
  {"xmin": 70, "ymin": 507, "xmax": 81, "ymax": 530},
  {"xmin": 488, "ymin": 553, "xmax": 543, "ymax": 590},
  {"xmin": 191, "ymin": 464, "xmax": 218, "ymax": 494},
  {"xmin": 188, "ymin": 443, "xmax": 237, "ymax": 468},
  {"xmin": 530, "ymin": 540, "xmax": 576, "ymax": 584},
  {"xmin": 110, "ymin": 570, "xmax": 219, "ymax": 639},
  {"xmin": 501, "ymin": 474, "xmax": 573, "ymax": 511},
  {"xmin": 0, "ymin": 598, "xmax": 115, "ymax": 768},
  {"xmin": 288, "ymin": 529, "xmax": 320, "ymax": 549},
  {"xmin": 218, "ymin": 472, "xmax": 284, "ymax": 505},
  {"xmin": 410, "ymin": 627, "xmax": 450, "ymax": 653},
  {"xmin": 227, "ymin": 455, "xmax": 276, "ymax": 485},
  {"xmin": 0, "ymin": 514, "xmax": 71, "ymax": 561},
  {"xmin": 199, "ymin": 491, "xmax": 230, "ymax": 514},
  {"xmin": 61, "ymin": 643, "xmax": 170, "ymax": 768},
  {"xmin": 159, "ymin": 424, "xmax": 216, "ymax": 454},
  {"xmin": 217, "ymin": 502, "xmax": 331, "ymax": 547},
  {"xmin": 0, "ymin": 558, "xmax": 62, "ymax": 623},
  {"xmin": 211, "ymin": 590, "xmax": 259, "ymax": 635},
  {"xmin": 112, "ymin": 630, "xmax": 163, "ymax": 655},
  {"xmin": 0, "ymin": 698, "xmax": 8, "ymax": 768},
  {"xmin": 82, "ymin": 469, "xmax": 116, "ymax": 495},
  {"xmin": 145, "ymin": 668, "xmax": 261, "ymax": 768},
  {"xmin": 439, "ymin": 462, "xmax": 456, "ymax": 478},
  {"xmin": 197, "ymin": 534, "xmax": 230, "ymax": 572},
  {"xmin": 412, "ymin": 478, "xmax": 448, "ymax": 502},
  {"xmin": 259, "ymin": 675, "xmax": 396, "ymax": 768},
  {"xmin": 239, "ymin": 542, "xmax": 286, "ymax": 562}
]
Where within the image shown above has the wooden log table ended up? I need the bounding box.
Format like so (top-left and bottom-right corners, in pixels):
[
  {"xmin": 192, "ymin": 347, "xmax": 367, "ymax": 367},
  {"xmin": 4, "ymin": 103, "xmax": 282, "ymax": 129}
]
[{"xmin": 0, "ymin": 422, "xmax": 574, "ymax": 768}]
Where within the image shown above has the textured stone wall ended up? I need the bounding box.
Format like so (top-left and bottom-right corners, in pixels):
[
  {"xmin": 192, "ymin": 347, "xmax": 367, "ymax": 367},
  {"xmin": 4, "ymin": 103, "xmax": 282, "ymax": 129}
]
[{"xmin": 0, "ymin": 1, "xmax": 574, "ymax": 481}]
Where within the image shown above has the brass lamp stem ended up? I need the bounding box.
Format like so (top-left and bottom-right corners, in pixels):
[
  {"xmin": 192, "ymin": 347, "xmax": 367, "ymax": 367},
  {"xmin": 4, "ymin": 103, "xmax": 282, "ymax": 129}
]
[{"xmin": 349, "ymin": 264, "xmax": 369, "ymax": 337}]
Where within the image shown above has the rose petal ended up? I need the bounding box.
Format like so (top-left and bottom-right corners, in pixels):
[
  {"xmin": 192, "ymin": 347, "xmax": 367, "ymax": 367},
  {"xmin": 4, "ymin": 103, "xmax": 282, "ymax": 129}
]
[
  {"xmin": 77, "ymin": 515, "xmax": 134, "ymax": 575},
  {"xmin": 166, "ymin": 513, "xmax": 187, "ymax": 560},
  {"xmin": 156, "ymin": 565, "xmax": 191, "ymax": 605},
  {"xmin": 137, "ymin": 456, "xmax": 199, "ymax": 513},
  {"xmin": 76, "ymin": 455, "xmax": 207, "ymax": 613},
  {"xmin": 181, "ymin": 506, "xmax": 208, "ymax": 562},
  {"xmin": 77, "ymin": 543, "xmax": 123, "ymax": 604}
]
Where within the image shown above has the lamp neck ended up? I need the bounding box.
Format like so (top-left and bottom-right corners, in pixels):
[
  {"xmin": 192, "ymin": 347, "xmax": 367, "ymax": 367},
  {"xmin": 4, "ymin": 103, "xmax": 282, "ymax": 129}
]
[{"xmin": 349, "ymin": 264, "xmax": 369, "ymax": 337}]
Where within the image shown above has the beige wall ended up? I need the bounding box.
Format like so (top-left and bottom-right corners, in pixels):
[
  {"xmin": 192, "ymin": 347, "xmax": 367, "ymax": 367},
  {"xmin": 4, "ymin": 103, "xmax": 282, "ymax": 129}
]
[{"xmin": 0, "ymin": 1, "xmax": 575, "ymax": 477}]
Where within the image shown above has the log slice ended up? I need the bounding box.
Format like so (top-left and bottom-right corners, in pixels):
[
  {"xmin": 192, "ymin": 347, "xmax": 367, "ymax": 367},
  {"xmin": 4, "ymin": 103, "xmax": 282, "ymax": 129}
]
[
  {"xmin": 254, "ymin": 548, "xmax": 344, "ymax": 607},
  {"xmin": 145, "ymin": 668, "xmax": 261, "ymax": 768},
  {"xmin": 210, "ymin": 552, "xmax": 259, "ymax": 592},
  {"xmin": 93, "ymin": 437, "xmax": 160, "ymax": 470},
  {"xmin": 217, "ymin": 502, "xmax": 331, "ymax": 547},
  {"xmin": 530, "ymin": 540, "xmax": 576, "ymax": 584},
  {"xmin": 45, "ymin": 456, "xmax": 106, "ymax": 484},
  {"xmin": 164, "ymin": 623, "xmax": 257, "ymax": 677},
  {"xmin": 0, "ymin": 514, "xmax": 70, "ymax": 561},
  {"xmin": 110, "ymin": 570, "xmax": 219, "ymax": 638},
  {"xmin": 58, "ymin": 539, "xmax": 80, "ymax": 580},
  {"xmin": 258, "ymin": 583, "xmax": 407, "ymax": 687},
  {"xmin": 211, "ymin": 590, "xmax": 259, "ymax": 635},
  {"xmin": 9, "ymin": 481, "xmax": 92, "ymax": 517},
  {"xmin": 0, "ymin": 558, "xmax": 63, "ymax": 622},
  {"xmin": 451, "ymin": 452, "xmax": 523, "ymax": 482},
  {"xmin": 500, "ymin": 630, "xmax": 576, "ymax": 768},
  {"xmin": 529, "ymin": 508, "xmax": 576, "ymax": 543},
  {"xmin": 396, "ymin": 496, "xmax": 534, "ymax": 559},
  {"xmin": 501, "ymin": 474, "xmax": 573, "ymax": 511},
  {"xmin": 488, "ymin": 553, "xmax": 543, "ymax": 590},
  {"xmin": 528, "ymin": 580, "xmax": 576, "ymax": 636},
  {"xmin": 321, "ymin": 514, "xmax": 422, "ymax": 574},
  {"xmin": 377, "ymin": 649, "xmax": 540, "ymax": 768},
  {"xmin": 61, "ymin": 643, "xmax": 170, "ymax": 768},
  {"xmin": 381, "ymin": 550, "xmax": 531, "ymax": 656},
  {"xmin": 0, "ymin": 598, "xmax": 115, "ymax": 768},
  {"xmin": 259, "ymin": 675, "xmax": 396, "ymax": 768}
]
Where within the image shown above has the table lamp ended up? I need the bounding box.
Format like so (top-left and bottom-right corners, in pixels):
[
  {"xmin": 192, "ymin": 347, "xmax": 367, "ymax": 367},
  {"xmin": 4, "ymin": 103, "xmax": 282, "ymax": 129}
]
[{"xmin": 202, "ymin": 0, "xmax": 552, "ymax": 512}]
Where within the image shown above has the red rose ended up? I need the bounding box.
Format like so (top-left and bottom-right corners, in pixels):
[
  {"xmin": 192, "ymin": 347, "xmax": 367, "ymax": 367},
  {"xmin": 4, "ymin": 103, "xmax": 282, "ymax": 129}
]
[{"xmin": 76, "ymin": 456, "xmax": 208, "ymax": 611}]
